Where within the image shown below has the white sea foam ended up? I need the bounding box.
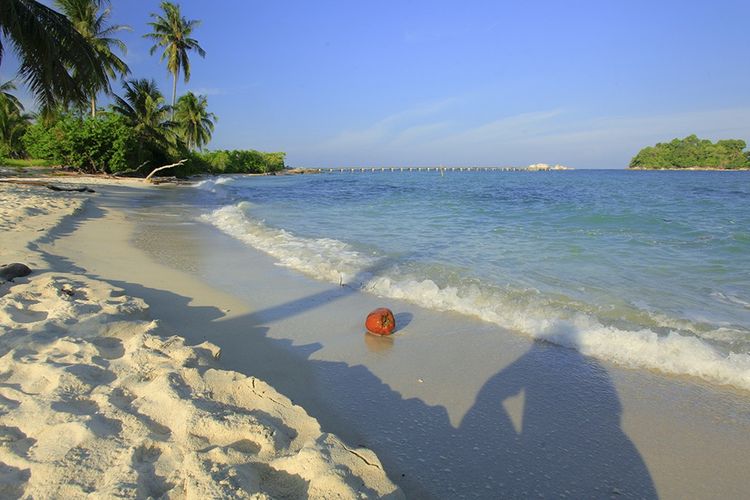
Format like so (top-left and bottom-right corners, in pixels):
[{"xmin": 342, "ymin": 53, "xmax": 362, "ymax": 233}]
[
  {"xmin": 203, "ymin": 203, "xmax": 750, "ymax": 392},
  {"xmin": 204, "ymin": 203, "xmax": 376, "ymax": 283},
  {"xmin": 193, "ymin": 176, "xmax": 239, "ymax": 192}
]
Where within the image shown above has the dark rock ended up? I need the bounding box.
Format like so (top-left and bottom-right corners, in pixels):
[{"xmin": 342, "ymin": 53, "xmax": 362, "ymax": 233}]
[{"xmin": 0, "ymin": 263, "xmax": 32, "ymax": 281}]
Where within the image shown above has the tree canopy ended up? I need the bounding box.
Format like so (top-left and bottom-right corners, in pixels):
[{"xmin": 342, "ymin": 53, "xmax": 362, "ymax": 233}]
[
  {"xmin": 0, "ymin": 0, "xmax": 107, "ymax": 113},
  {"xmin": 54, "ymin": 0, "xmax": 131, "ymax": 117},
  {"xmin": 629, "ymin": 135, "xmax": 750, "ymax": 169},
  {"xmin": 174, "ymin": 91, "xmax": 215, "ymax": 151}
]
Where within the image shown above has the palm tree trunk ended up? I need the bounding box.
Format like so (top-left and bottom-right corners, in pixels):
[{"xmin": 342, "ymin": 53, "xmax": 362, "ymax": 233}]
[
  {"xmin": 91, "ymin": 96, "xmax": 96, "ymax": 118},
  {"xmin": 171, "ymin": 71, "xmax": 177, "ymax": 120}
]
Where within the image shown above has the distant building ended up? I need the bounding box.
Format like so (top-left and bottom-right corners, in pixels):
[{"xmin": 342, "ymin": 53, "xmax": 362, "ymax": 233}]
[{"xmin": 526, "ymin": 163, "xmax": 572, "ymax": 171}]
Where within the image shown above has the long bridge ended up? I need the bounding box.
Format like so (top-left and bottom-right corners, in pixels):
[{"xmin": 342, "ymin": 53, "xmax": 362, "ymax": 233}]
[{"xmin": 293, "ymin": 166, "xmax": 538, "ymax": 174}]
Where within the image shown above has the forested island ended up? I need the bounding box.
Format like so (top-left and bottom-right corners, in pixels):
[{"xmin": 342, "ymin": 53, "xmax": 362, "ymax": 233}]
[{"xmin": 629, "ymin": 135, "xmax": 750, "ymax": 170}]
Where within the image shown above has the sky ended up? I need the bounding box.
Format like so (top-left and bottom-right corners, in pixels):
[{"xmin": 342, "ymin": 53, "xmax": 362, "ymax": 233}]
[{"xmin": 2, "ymin": 0, "xmax": 750, "ymax": 168}]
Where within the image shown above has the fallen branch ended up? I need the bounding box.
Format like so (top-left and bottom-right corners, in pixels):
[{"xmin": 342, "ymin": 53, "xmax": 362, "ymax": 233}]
[
  {"xmin": 0, "ymin": 179, "xmax": 95, "ymax": 193},
  {"xmin": 46, "ymin": 184, "xmax": 95, "ymax": 193},
  {"xmin": 144, "ymin": 159, "xmax": 187, "ymax": 183},
  {"xmin": 113, "ymin": 160, "xmax": 150, "ymax": 178}
]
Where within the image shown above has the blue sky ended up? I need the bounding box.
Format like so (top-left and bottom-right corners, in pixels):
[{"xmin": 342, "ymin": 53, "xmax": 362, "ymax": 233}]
[{"xmin": 3, "ymin": 0, "xmax": 750, "ymax": 168}]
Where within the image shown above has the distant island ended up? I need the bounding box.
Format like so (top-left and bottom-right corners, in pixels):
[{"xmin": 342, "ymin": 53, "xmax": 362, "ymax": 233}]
[{"xmin": 629, "ymin": 135, "xmax": 750, "ymax": 170}]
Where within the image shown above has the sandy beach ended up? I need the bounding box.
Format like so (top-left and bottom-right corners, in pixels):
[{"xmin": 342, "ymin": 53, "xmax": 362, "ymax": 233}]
[
  {"xmin": 0, "ymin": 177, "xmax": 403, "ymax": 498},
  {"xmin": 2, "ymin": 175, "xmax": 750, "ymax": 499}
]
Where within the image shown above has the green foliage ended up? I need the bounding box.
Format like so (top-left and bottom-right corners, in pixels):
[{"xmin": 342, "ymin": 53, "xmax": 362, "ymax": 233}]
[
  {"xmin": 22, "ymin": 112, "xmax": 281, "ymax": 178},
  {"xmin": 174, "ymin": 92, "xmax": 215, "ymax": 150},
  {"xmin": 629, "ymin": 135, "xmax": 750, "ymax": 169},
  {"xmin": 112, "ymin": 78, "xmax": 175, "ymax": 156},
  {"xmin": 22, "ymin": 112, "xmax": 138, "ymax": 173},
  {"xmin": 0, "ymin": 157, "xmax": 54, "ymax": 167},
  {"xmin": 0, "ymin": 0, "xmax": 109, "ymax": 113},
  {"xmin": 0, "ymin": 80, "xmax": 32, "ymax": 158},
  {"xmin": 54, "ymin": 0, "xmax": 131, "ymax": 116},
  {"xmin": 0, "ymin": 141, "xmax": 10, "ymax": 161},
  {"xmin": 196, "ymin": 149, "xmax": 286, "ymax": 174}
]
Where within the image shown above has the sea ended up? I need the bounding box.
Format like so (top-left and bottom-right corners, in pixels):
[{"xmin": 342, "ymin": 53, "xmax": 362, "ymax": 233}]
[{"xmin": 195, "ymin": 169, "xmax": 750, "ymax": 392}]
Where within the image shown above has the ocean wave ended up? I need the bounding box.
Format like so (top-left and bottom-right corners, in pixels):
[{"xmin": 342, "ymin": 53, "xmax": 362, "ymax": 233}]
[
  {"xmin": 193, "ymin": 176, "xmax": 240, "ymax": 192},
  {"xmin": 203, "ymin": 203, "xmax": 750, "ymax": 392}
]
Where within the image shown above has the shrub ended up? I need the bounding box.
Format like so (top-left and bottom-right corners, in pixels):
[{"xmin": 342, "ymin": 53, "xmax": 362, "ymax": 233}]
[
  {"xmin": 196, "ymin": 149, "xmax": 286, "ymax": 174},
  {"xmin": 22, "ymin": 113, "xmax": 139, "ymax": 173}
]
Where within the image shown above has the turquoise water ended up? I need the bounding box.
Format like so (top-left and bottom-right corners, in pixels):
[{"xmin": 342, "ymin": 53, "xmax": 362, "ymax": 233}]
[{"xmin": 198, "ymin": 170, "xmax": 750, "ymax": 390}]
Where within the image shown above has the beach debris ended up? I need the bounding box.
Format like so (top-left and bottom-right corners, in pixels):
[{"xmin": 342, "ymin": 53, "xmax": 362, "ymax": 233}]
[
  {"xmin": 0, "ymin": 179, "xmax": 94, "ymax": 192},
  {"xmin": 365, "ymin": 308, "xmax": 396, "ymax": 336},
  {"xmin": 145, "ymin": 158, "xmax": 187, "ymax": 183},
  {"xmin": 46, "ymin": 184, "xmax": 95, "ymax": 193},
  {"xmin": 0, "ymin": 262, "xmax": 31, "ymax": 282}
]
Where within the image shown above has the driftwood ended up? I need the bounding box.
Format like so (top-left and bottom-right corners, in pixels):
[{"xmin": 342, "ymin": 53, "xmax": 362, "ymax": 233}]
[
  {"xmin": 144, "ymin": 159, "xmax": 187, "ymax": 183},
  {"xmin": 112, "ymin": 160, "xmax": 150, "ymax": 178},
  {"xmin": 0, "ymin": 179, "xmax": 95, "ymax": 193},
  {"xmin": 46, "ymin": 184, "xmax": 95, "ymax": 193}
]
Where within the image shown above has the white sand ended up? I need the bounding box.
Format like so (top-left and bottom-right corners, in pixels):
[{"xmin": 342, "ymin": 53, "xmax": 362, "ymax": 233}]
[{"xmin": 0, "ymin": 180, "xmax": 403, "ymax": 498}]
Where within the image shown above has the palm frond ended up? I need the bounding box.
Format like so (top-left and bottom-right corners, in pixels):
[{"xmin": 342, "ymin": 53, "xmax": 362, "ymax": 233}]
[{"xmin": 0, "ymin": 0, "xmax": 108, "ymax": 110}]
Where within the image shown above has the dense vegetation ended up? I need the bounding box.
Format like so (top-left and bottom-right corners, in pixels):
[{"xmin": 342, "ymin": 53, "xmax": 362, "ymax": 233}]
[
  {"xmin": 0, "ymin": 0, "xmax": 284, "ymax": 176},
  {"xmin": 629, "ymin": 135, "xmax": 750, "ymax": 169}
]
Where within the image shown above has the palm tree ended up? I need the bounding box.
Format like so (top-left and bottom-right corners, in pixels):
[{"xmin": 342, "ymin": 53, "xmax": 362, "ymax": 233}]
[
  {"xmin": 144, "ymin": 1, "xmax": 205, "ymax": 118},
  {"xmin": 0, "ymin": 0, "xmax": 107, "ymax": 113},
  {"xmin": 54, "ymin": 0, "xmax": 130, "ymax": 117},
  {"xmin": 112, "ymin": 78, "xmax": 173, "ymax": 146},
  {"xmin": 0, "ymin": 79, "xmax": 23, "ymax": 112},
  {"xmin": 174, "ymin": 92, "xmax": 215, "ymax": 150},
  {"xmin": 0, "ymin": 80, "xmax": 32, "ymax": 157}
]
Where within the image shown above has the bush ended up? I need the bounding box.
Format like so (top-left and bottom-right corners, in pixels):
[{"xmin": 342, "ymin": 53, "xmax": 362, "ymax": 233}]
[
  {"xmin": 22, "ymin": 121, "xmax": 60, "ymax": 160},
  {"xmin": 196, "ymin": 149, "xmax": 286, "ymax": 174},
  {"xmin": 22, "ymin": 113, "xmax": 140, "ymax": 173},
  {"xmin": 21, "ymin": 113, "xmax": 286, "ymax": 177}
]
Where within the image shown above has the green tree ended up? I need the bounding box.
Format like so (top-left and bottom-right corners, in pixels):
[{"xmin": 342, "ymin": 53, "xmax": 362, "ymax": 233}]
[
  {"xmin": 112, "ymin": 78, "xmax": 173, "ymax": 143},
  {"xmin": 54, "ymin": 0, "xmax": 131, "ymax": 117},
  {"xmin": 0, "ymin": 0, "xmax": 107, "ymax": 113},
  {"xmin": 0, "ymin": 80, "xmax": 32, "ymax": 157},
  {"xmin": 629, "ymin": 135, "xmax": 750, "ymax": 169},
  {"xmin": 111, "ymin": 78, "xmax": 176, "ymax": 166},
  {"xmin": 144, "ymin": 1, "xmax": 205, "ymax": 118},
  {"xmin": 174, "ymin": 92, "xmax": 215, "ymax": 150}
]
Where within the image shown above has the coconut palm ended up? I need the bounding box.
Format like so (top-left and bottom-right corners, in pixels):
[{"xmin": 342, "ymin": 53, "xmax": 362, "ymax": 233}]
[
  {"xmin": 0, "ymin": 79, "xmax": 23, "ymax": 112},
  {"xmin": 174, "ymin": 92, "xmax": 215, "ymax": 150},
  {"xmin": 0, "ymin": 0, "xmax": 106, "ymax": 112},
  {"xmin": 0, "ymin": 80, "xmax": 32, "ymax": 157},
  {"xmin": 144, "ymin": 1, "xmax": 205, "ymax": 118},
  {"xmin": 54, "ymin": 0, "xmax": 131, "ymax": 117},
  {"xmin": 112, "ymin": 78, "xmax": 173, "ymax": 145}
]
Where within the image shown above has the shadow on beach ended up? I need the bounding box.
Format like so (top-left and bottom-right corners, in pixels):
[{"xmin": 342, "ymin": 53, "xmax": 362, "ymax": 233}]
[{"xmin": 35, "ymin": 186, "xmax": 657, "ymax": 499}]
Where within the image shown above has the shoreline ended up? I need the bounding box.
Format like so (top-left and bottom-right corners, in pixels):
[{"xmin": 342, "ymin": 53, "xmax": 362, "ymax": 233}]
[
  {"xmin": 3, "ymin": 175, "xmax": 750, "ymax": 498},
  {"xmin": 0, "ymin": 178, "xmax": 403, "ymax": 498}
]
